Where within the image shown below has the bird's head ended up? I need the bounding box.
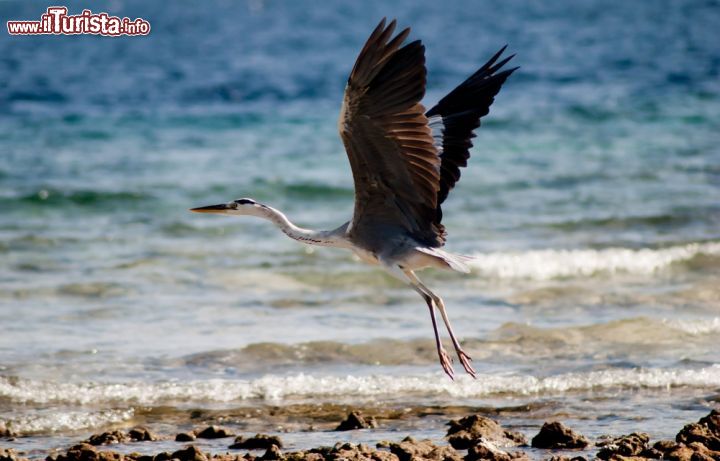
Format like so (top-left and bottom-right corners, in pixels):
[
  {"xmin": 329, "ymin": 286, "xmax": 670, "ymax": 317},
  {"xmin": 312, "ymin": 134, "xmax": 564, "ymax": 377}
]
[{"xmin": 190, "ymin": 198, "xmax": 267, "ymax": 217}]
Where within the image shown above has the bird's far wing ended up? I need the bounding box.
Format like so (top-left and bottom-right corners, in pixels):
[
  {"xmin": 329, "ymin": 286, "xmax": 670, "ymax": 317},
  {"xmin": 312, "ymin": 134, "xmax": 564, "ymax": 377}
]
[
  {"xmin": 338, "ymin": 18, "xmax": 445, "ymax": 248},
  {"xmin": 426, "ymin": 47, "xmax": 517, "ymax": 222}
]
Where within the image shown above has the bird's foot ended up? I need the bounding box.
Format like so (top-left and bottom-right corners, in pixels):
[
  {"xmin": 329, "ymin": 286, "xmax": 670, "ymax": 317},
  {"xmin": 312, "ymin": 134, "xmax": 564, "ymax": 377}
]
[
  {"xmin": 457, "ymin": 349, "xmax": 477, "ymax": 378},
  {"xmin": 438, "ymin": 347, "xmax": 455, "ymax": 380}
]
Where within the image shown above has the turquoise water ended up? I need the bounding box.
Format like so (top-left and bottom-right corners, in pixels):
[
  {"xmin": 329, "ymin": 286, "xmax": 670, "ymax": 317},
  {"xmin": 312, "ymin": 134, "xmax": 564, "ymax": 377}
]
[{"xmin": 1, "ymin": 0, "xmax": 720, "ymax": 454}]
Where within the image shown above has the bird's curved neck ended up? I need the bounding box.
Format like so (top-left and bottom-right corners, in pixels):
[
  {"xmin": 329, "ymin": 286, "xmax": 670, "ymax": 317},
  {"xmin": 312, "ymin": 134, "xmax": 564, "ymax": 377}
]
[{"xmin": 258, "ymin": 205, "xmax": 347, "ymax": 248}]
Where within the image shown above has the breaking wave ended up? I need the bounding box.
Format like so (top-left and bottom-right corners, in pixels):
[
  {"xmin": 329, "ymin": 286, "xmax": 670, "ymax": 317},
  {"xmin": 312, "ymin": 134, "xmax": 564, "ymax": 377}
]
[
  {"xmin": 2, "ymin": 365, "xmax": 719, "ymax": 407},
  {"xmin": 468, "ymin": 241, "xmax": 720, "ymax": 280},
  {"xmin": 2, "ymin": 408, "xmax": 135, "ymax": 435}
]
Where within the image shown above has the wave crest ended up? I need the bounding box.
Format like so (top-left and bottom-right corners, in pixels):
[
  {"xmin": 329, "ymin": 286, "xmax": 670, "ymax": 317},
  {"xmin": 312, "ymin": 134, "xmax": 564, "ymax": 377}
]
[
  {"xmin": 2, "ymin": 365, "xmax": 718, "ymax": 406},
  {"xmin": 3, "ymin": 408, "xmax": 134, "ymax": 436},
  {"xmin": 469, "ymin": 242, "xmax": 720, "ymax": 280}
]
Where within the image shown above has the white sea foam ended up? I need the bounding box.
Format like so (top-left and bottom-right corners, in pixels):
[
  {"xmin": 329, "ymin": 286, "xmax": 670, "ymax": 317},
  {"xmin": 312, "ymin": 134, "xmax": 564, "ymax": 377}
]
[
  {"xmin": 664, "ymin": 317, "xmax": 720, "ymax": 335},
  {"xmin": 468, "ymin": 242, "xmax": 720, "ymax": 280},
  {"xmin": 4, "ymin": 408, "xmax": 134, "ymax": 435},
  {"xmin": 2, "ymin": 365, "xmax": 719, "ymax": 406}
]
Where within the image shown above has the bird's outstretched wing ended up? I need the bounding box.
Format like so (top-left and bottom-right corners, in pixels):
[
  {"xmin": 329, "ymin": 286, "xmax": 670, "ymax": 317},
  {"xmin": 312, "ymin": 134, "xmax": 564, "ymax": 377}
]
[
  {"xmin": 339, "ymin": 18, "xmax": 445, "ymax": 248},
  {"xmin": 426, "ymin": 47, "xmax": 517, "ymax": 223}
]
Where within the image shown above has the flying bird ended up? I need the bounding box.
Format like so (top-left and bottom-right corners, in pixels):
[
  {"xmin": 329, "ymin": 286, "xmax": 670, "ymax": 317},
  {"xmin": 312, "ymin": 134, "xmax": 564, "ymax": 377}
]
[{"xmin": 192, "ymin": 18, "xmax": 516, "ymax": 379}]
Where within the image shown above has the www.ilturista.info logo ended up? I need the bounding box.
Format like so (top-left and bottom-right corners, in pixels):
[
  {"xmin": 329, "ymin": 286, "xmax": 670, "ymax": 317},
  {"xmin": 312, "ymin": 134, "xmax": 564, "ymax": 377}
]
[{"xmin": 7, "ymin": 6, "xmax": 150, "ymax": 36}]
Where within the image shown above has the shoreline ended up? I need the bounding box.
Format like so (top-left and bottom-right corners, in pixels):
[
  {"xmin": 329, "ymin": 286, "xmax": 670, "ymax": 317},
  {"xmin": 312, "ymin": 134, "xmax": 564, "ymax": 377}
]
[{"xmin": 2, "ymin": 408, "xmax": 718, "ymax": 461}]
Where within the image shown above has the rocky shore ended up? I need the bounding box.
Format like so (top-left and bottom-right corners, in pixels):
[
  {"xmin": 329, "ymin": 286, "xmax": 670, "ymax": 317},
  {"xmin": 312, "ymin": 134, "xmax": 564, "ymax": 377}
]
[{"xmin": 1, "ymin": 409, "xmax": 718, "ymax": 461}]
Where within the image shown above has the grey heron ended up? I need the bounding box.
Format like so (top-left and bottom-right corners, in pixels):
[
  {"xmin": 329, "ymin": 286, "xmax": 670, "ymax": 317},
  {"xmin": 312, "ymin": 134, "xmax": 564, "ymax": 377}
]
[{"xmin": 191, "ymin": 18, "xmax": 516, "ymax": 379}]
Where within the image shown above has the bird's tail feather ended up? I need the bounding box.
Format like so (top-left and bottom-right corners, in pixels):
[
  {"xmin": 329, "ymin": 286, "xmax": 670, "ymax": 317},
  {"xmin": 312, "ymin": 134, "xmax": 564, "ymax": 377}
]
[{"xmin": 416, "ymin": 247, "xmax": 474, "ymax": 274}]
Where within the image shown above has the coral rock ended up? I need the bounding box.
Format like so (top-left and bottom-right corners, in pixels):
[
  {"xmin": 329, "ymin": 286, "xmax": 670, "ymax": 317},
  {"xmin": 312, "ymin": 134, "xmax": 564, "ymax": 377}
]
[
  {"xmin": 531, "ymin": 422, "xmax": 589, "ymax": 449},
  {"xmin": 170, "ymin": 446, "xmax": 208, "ymax": 461},
  {"xmin": 676, "ymin": 410, "xmax": 720, "ymax": 451},
  {"xmin": 596, "ymin": 433, "xmax": 650, "ymax": 460},
  {"xmin": 86, "ymin": 431, "xmax": 128, "ymax": 446},
  {"xmin": 230, "ymin": 434, "xmax": 284, "ymax": 450},
  {"xmin": 176, "ymin": 433, "xmax": 197, "ymax": 442},
  {"xmin": 196, "ymin": 426, "xmax": 235, "ymax": 439},
  {"xmin": 260, "ymin": 446, "xmax": 282, "ymax": 461},
  {"xmin": 389, "ymin": 436, "xmax": 462, "ymax": 461},
  {"xmin": 335, "ymin": 411, "xmax": 377, "ymax": 431},
  {"xmin": 128, "ymin": 427, "xmax": 158, "ymax": 442},
  {"xmin": 446, "ymin": 416, "xmax": 527, "ymax": 449}
]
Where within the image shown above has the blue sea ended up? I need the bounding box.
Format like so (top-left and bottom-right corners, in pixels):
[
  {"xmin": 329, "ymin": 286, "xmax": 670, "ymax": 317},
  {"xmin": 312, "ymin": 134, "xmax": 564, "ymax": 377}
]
[{"xmin": 1, "ymin": 0, "xmax": 719, "ymax": 457}]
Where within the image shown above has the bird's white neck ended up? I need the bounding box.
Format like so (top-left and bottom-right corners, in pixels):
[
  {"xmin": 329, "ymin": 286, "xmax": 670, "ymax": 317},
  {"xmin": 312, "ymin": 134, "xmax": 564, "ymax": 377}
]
[{"xmin": 255, "ymin": 205, "xmax": 348, "ymax": 248}]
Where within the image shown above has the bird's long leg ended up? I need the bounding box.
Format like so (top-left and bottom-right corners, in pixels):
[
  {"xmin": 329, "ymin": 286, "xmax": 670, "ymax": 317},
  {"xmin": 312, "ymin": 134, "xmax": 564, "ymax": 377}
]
[
  {"xmin": 416, "ymin": 286, "xmax": 455, "ymax": 380},
  {"xmin": 404, "ymin": 270, "xmax": 477, "ymax": 378},
  {"xmin": 383, "ymin": 265, "xmax": 454, "ymax": 378},
  {"xmin": 381, "ymin": 264, "xmax": 454, "ymax": 379}
]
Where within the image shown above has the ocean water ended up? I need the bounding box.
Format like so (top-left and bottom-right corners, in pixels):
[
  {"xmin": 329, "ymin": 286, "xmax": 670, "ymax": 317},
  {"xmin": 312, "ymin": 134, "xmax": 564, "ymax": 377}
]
[{"xmin": 1, "ymin": 0, "xmax": 719, "ymax": 456}]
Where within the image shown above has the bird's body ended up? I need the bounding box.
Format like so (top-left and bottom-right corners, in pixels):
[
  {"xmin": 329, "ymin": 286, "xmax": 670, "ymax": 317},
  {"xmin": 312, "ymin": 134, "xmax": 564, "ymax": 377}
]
[{"xmin": 192, "ymin": 18, "xmax": 516, "ymax": 379}]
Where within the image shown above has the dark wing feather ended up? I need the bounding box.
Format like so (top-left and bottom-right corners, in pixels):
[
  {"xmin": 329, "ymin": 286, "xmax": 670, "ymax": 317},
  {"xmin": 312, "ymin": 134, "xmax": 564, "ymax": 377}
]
[
  {"xmin": 339, "ymin": 18, "xmax": 445, "ymax": 248},
  {"xmin": 426, "ymin": 47, "xmax": 517, "ymax": 223}
]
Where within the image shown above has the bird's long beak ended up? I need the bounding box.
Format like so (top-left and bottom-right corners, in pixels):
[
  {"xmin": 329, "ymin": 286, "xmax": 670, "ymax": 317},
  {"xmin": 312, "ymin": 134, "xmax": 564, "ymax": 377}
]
[{"xmin": 190, "ymin": 203, "xmax": 231, "ymax": 214}]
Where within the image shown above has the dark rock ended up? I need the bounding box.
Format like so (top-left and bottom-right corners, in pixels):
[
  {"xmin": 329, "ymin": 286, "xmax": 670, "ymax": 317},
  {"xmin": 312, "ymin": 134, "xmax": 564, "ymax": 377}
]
[
  {"xmin": 152, "ymin": 453, "xmax": 171, "ymax": 461},
  {"xmin": 259, "ymin": 446, "xmax": 282, "ymax": 461},
  {"xmin": 57, "ymin": 443, "xmax": 103, "ymax": 461},
  {"xmin": 86, "ymin": 431, "xmax": 128, "ymax": 446},
  {"xmin": 690, "ymin": 452, "xmax": 715, "ymax": 461},
  {"xmin": 128, "ymin": 427, "xmax": 158, "ymax": 442},
  {"xmin": 596, "ymin": 433, "xmax": 650, "ymax": 460},
  {"xmin": 638, "ymin": 447, "xmax": 664, "ymax": 459},
  {"xmin": 84, "ymin": 428, "xmax": 157, "ymax": 447},
  {"xmin": 531, "ymin": 422, "xmax": 589, "ymax": 449},
  {"xmin": 135, "ymin": 456, "xmax": 154, "ymax": 461},
  {"xmin": 171, "ymin": 446, "xmax": 208, "ymax": 461},
  {"xmin": 176, "ymin": 433, "xmax": 197, "ymax": 442},
  {"xmin": 388, "ymin": 436, "xmax": 462, "ymax": 461},
  {"xmin": 335, "ymin": 411, "xmax": 377, "ymax": 431},
  {"xmin": 658, "ymin": 412, "xmax": 720, "ymax": 461},
  {"xmin": 305, "ymin": 447, "xmax": 331, "ymax": 455},
  {"xmin": 653, "ymin": 440, "xmax": 678, "ymax": 453},
  {"xmin": 196, "ymin": 426, "xmax": 235, "ymax": 439},
  {"xmin": 676, "ymin": 410, "xmax": 720, "ymax": 451},
  {"xmin": 230, "ymin": 434, "xmax": 284, "ymax": 450},
  {"xmin": 446, "ymin": 415, "xmax": 527, "ymax": 449}
]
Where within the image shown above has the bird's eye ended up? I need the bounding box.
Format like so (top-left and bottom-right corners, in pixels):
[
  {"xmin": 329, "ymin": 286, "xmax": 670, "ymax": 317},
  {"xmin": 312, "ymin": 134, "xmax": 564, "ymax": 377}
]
[{"xmin": 235, "ymin": 199, "xmax": 255, "ymax": 205}]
